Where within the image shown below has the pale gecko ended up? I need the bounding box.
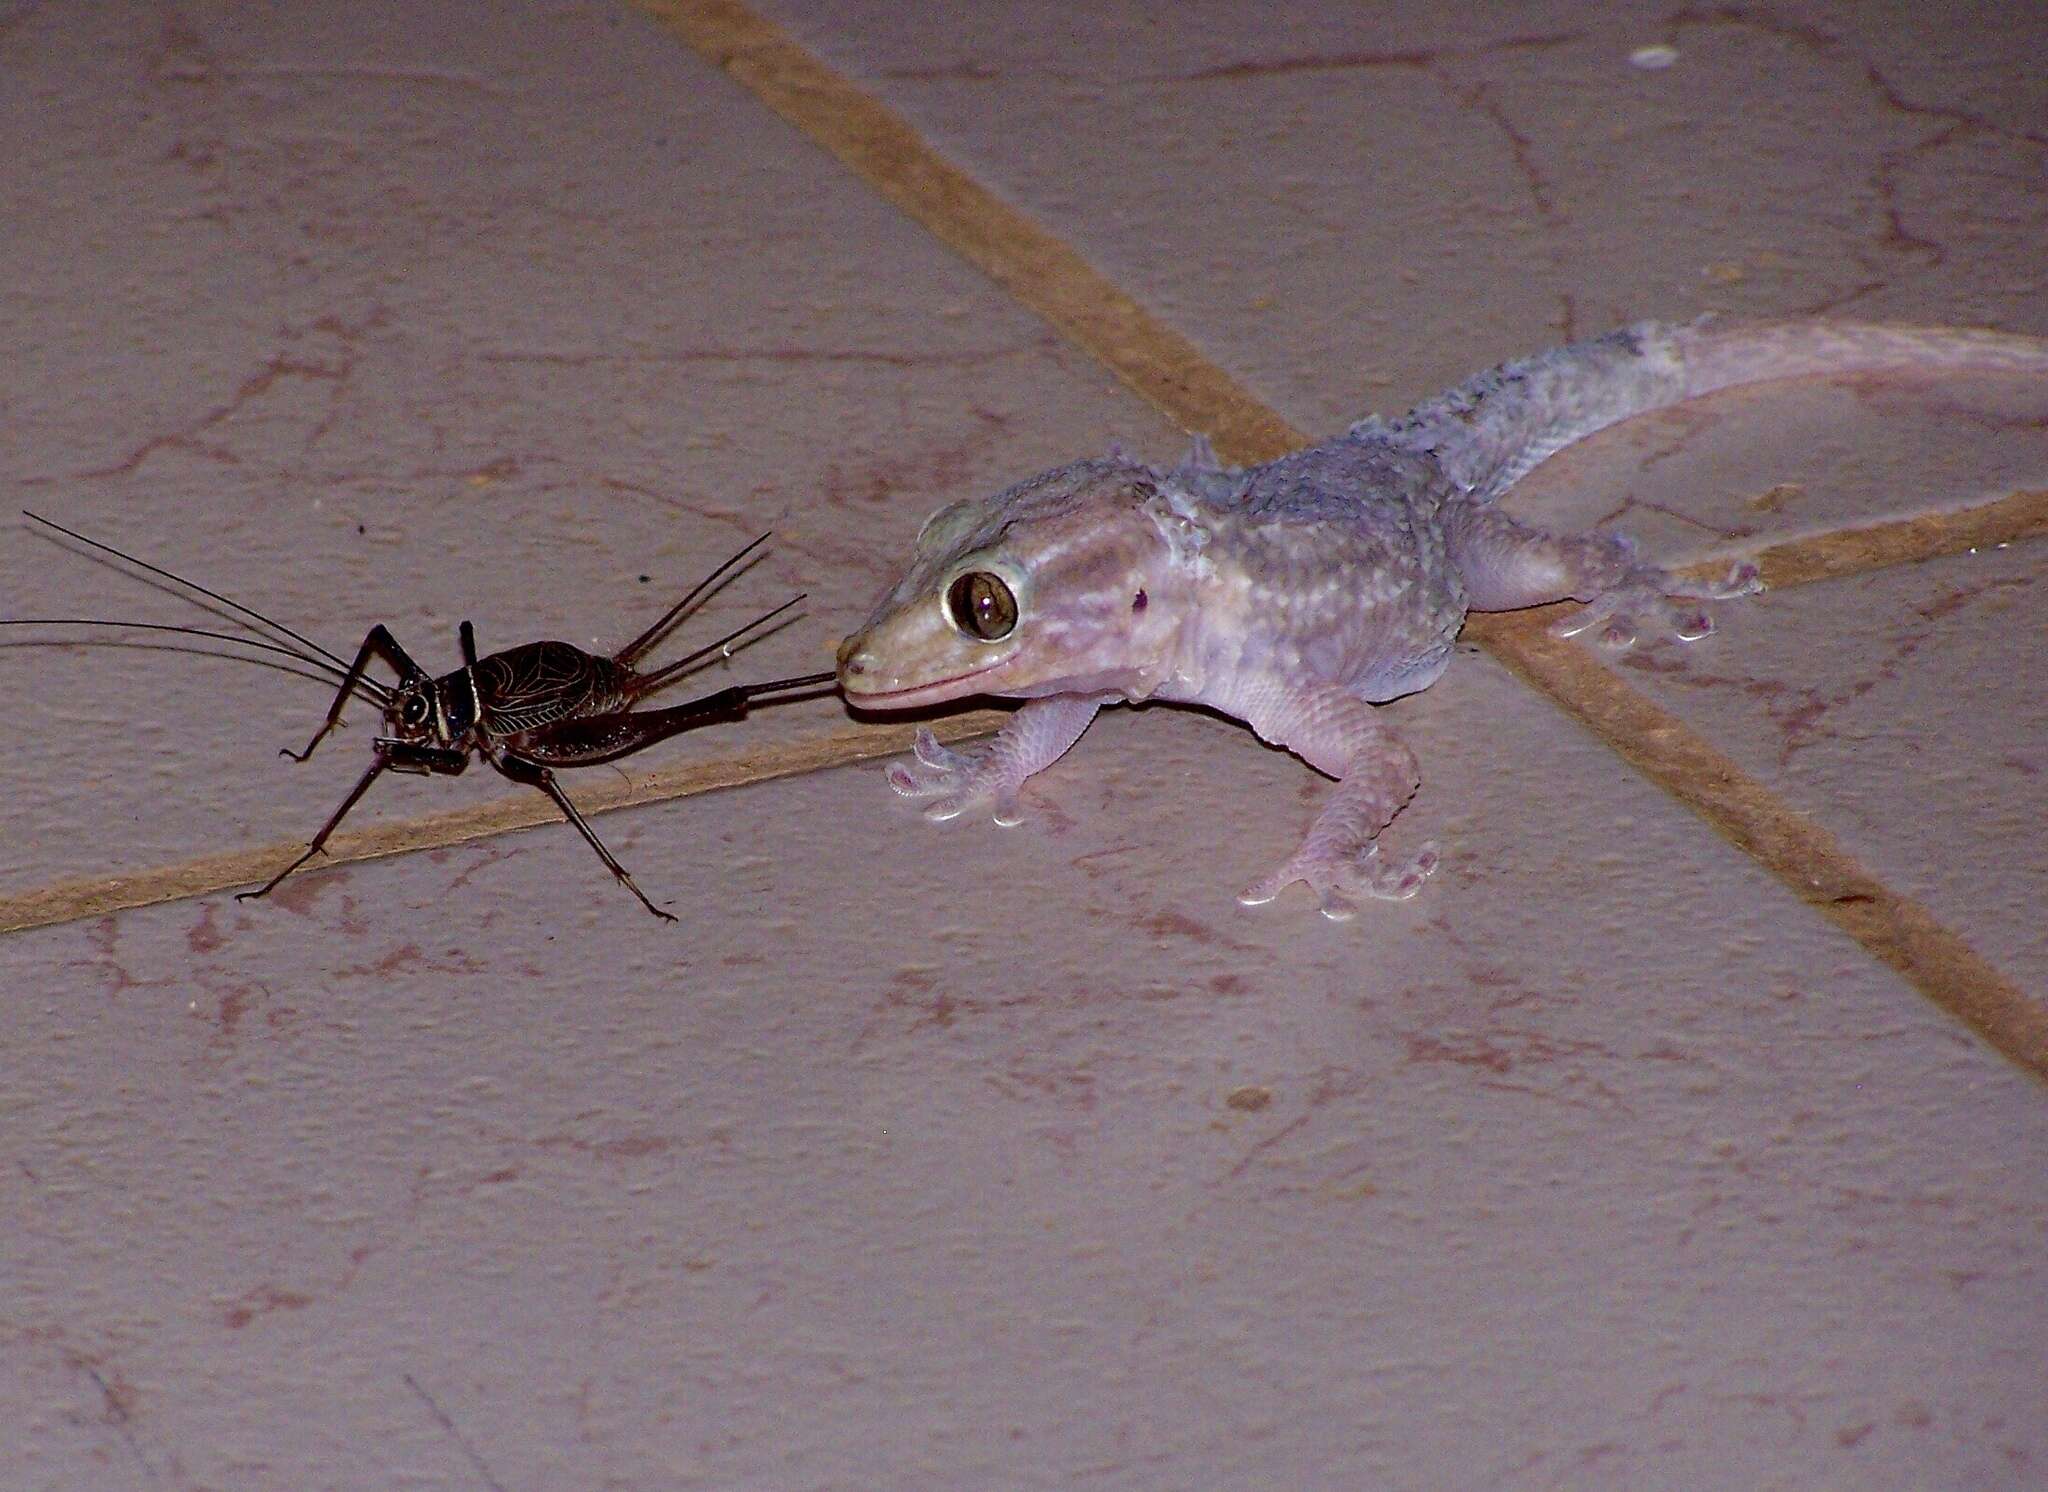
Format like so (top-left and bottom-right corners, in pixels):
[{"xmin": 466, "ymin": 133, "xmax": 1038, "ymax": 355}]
[{"xmin": 836, "ymin": 318, "xmax": 2048, "ymax": 919}]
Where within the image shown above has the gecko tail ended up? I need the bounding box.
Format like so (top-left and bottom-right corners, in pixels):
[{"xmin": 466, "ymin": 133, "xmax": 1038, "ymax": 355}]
[
  {"xmin": 1355, "ymin": 315, "xmax": 2048, "ymax": 504},
  {"xmin": 1671, "ymin": 316, "xmax": 2048, "ymax": 398}
]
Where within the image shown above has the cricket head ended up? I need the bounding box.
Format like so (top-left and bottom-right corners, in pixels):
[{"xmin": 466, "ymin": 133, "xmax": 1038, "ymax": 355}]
[
  {"xmin": 382, "ymin": 670, "xmax": 475, "ymax": 750},
  {"xmin": 836, "ymin": 458, "xmax": 1209, "ymax": 709}
]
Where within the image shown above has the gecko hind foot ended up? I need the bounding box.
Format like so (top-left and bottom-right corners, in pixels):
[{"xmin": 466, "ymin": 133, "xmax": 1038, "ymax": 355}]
[
  {"xmin": 1239, "ymin": 840, "xmax": 1441, "ymax": 921},
  {"xmin": 1553, "ymin": 559, "xmax": 1761, "ymax": 649},
  {"xmin": 886, "ymin": 728, "xmax": 1025, "ymax": 825}
]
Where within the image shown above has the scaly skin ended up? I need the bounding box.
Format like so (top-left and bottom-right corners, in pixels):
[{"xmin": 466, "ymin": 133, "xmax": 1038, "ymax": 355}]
[{"xmin": 837, "ymin": 317, "xmax": 2048, "ymax": 919}]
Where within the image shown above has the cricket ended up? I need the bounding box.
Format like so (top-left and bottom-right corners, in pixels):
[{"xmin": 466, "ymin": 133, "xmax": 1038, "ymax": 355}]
[{"xmin": 10, "ymin": 511, "xmax": 835, "ymax": 919}]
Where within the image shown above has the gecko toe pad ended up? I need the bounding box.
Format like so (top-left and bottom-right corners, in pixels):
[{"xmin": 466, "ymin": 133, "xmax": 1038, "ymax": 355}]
[
  {"xmin": 886, "ymin": 728, "xmax": 1029, "ymax": 827},
  {"xmin": 1240, "ymin": 839, "xmax": 1440, "ymax": 917},
  {"xmin": 1555, "ymin": 557, "xmax": 1762, "ymax": 650}
]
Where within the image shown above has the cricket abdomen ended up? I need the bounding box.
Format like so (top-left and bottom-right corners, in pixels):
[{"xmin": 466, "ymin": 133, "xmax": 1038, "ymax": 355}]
[{"xmin": 473, "ymin": 641, "xmax": 632, "ymax": 735}]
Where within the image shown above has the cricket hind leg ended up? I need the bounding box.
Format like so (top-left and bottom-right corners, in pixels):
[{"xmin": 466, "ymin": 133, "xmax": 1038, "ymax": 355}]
[
  {"xmin": 503, "ymin": 672, "xmax": 838, "ymax": 769},
  {"xmin": 1443, "ymin": 497, "xmax": 1760, "ymax": 648},
  {"xmin": 492, "ymin": 752, "xmax": 677, "ymax": 922}
]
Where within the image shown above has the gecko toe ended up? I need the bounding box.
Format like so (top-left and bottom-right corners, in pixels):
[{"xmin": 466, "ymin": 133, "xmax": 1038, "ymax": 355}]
[
  {"xmin": 1550, "ymin": 600, "xmax": 1616, "ymax": 641},
  {"xmin": 1559, "ymin": 558, "xmax": 1761, "ymax": 649},
  {"xmin": 1714, "ymin": 560, "xmax": 1763, "ymax": 598},
  {"xmin": 911, "ymin": 729, "xmax": 966, "ymax": 770},
  {"xmin": 1672, "ymin": 607, "xmax": 1715, "ymax": 641},
  {"xmin": 1240, "ymin": 838, "xmax": 1438, "ymax": 915},
  {"xmin": 1316, "ymin": 887, "xmax": 1359, "ymax": 921},
  {"xmin": 1356, "ymin": 841, "xmax": 1439, "ymax": 901},
  {"xmin": 887, "ymin": 762, "xmax": 932, "ymax": 798},
  {"xmin": 1236, "ymin": 875, "xmax": 1283, "ymax": 907},
  {"xmin": 887, "ymin": 737, "xmax": 1029, "ymax": 826}
]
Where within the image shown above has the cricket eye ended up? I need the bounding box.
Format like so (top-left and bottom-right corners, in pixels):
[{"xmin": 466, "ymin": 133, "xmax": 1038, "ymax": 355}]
[
  {"xmin": 946, "ymin": 571, "xmax": 1017, "ymax": 641},
  {"xmin": 400, "ymin": 694, "xmax": 431, "ymax": 729}
]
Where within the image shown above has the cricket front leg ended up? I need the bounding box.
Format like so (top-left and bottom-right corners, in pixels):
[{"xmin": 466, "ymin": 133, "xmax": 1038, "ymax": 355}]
[
  {"xmin": 886, "ymin": 692, "xmax": 1111, "ymax": 826},
  {"xmin": 1444, "ymin": 498, "xmax": 1760, "ymax": 647},
  {"xmin": 492, "ymin": 753, "xmax": 677, "ymax": 922},
  {"xmin": 240, "ymin": 752, "xmax": 392, "ymax": 901},
  {"xmin": 287, "ymin": 624, "xmax": 428, "ymax": 762},
  {"xmin": 1237, "ymin": 686, "xmax": 1437, "ymax": 921}
]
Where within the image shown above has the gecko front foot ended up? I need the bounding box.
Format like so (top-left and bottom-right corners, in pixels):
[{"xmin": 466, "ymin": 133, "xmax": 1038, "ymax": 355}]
[
  {"xmin": 1239, "ymin": 839, "xmax": 1441, "ymax": 921},
  {"xmin": 882, "ymin": 695, "xmax": 1110, "ymax": 831},
  {"xmin": 1553, "ymin": 556, "xmax": 1762, "ymax": 649},
  {"xmin": 887, "ymin": 728, "xmax": 1027, "ymax": 825}
]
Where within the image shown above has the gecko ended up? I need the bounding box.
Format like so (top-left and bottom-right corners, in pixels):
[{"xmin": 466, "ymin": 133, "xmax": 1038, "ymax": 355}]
[{"xmin": 835, "ymin": 318, "xmax": 2048, "ymax": 919}]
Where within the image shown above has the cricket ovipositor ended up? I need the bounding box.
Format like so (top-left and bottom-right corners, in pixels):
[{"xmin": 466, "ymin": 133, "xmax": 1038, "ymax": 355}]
[{"xmin": 10, "ymin": 512, "xmax": 836, "ymax": 920}]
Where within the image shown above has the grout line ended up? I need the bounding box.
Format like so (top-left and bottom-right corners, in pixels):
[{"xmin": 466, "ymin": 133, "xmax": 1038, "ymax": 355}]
[
  {"xmin": 0, "ymin": 714, "xmax": 1004, "ymax": 936},
  {"xmin": 634, "ymin": 0, "xmax": 2048, "ymax": 1081},
  {"xmin": 1711, "ymin": 487, "xmax": 2048, "ymax": 590},
  {"xmin": 1466, "ymin": 606, "xmax": 2048, "ymax": 1076},
  {"xmin": 629, "ymin": 0, "xmax": 1304, "ymax": 464}
]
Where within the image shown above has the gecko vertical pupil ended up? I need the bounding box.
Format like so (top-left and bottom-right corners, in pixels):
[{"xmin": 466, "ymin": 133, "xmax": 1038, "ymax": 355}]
[{"xmin": 947, "ymin": 571, "xmax": 1017, "ymax": 640}]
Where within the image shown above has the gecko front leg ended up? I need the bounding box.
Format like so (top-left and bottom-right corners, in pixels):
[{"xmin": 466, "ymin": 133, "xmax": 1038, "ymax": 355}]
[
  {"xmin": 888, "ymin": 692, "xmax": 1111, "ymax": 825},
  {"xmin": 1235, "ymin": 684, "xmax": 1439, "ymax": 921},
  {"xmin": 1444, "ymin": 497, "xmax": 1761, "ymax": 647}
]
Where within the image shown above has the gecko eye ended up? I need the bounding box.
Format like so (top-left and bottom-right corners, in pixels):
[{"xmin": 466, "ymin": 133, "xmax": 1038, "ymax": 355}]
[{"xmin": 946, "ymin": 571, "xmax": 1017, "ymax": 641}]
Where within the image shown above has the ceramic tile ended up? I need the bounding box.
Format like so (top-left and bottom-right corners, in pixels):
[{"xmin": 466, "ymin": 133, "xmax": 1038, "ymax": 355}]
[
  {"xmin": 3, "ymin": 656, "xmax": 2042, "ymax": 1489},
  {"xmin": 752, "ymin": 0, "xmax": 2048, "ymax": 431},
  {"xmin": 1613, "ymin": 535, "xmax": 2048, "ymax": 998},
  {"xmin": 5, "ymin": 3, "xmax": 2044, "ymax": 1488}
]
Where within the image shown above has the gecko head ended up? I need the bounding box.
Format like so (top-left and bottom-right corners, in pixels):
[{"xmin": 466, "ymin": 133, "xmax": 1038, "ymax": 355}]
[{"xmin": 837, "ymin": 458, "xmax": 1208, "ymax": 709}]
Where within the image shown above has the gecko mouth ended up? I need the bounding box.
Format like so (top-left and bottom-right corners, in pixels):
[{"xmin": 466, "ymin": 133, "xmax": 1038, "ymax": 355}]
[{"xmin": 838, "ymin": 655, "xmax": 1010, "ymax": 707}]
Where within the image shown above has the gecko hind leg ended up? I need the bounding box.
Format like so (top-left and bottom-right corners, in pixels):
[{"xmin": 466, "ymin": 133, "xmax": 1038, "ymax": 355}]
[
  {"xmin": 1445, "ymin": 500, "xmax": 1761, "ymax": 648},
  {"xmin": 1237, "ymin": 689, "xmax": 1438, "ymax": 920}
]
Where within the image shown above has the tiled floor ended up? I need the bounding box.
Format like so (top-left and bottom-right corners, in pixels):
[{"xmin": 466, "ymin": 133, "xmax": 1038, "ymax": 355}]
[{"xmin": 2, "ymin": 2, "xmax": 2043, "ymax": 1488}]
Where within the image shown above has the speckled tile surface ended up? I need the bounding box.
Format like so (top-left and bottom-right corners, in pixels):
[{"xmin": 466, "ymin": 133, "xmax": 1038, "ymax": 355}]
[
  {"xmin": 746, "ymin": 0, "xmax": 2048, "ymax": 424},
  {"xmin": 1617, "ymin": 536, "xmax": 2048, "ymax": 997},
  {"xmin": 3, "ymin": 1, "xmax": 2044, "ymax": 1488},
  {"xmin": 6, "ymin": 666, "xmax": 2045, "ymax": 1489}
]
